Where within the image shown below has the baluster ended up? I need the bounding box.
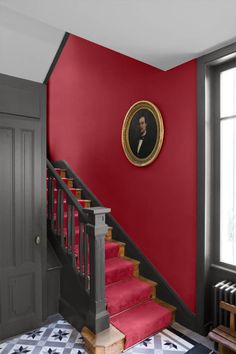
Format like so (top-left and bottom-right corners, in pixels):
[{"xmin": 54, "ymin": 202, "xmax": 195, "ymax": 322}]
[
  {"xmin": 84, "ymin": 229, "xmax": 89, "ymax": 291},
  {"xmin": 48, "ymin": 176, "xmax": 53, "ymax": 221},
  {"xmin": 60, "ymin": 190, "xmax": 64, "ymax": 248},
  {"xmin": 79, "ymin": 222, "xmax": 84, "ymax": 275},
  {"xmin": 47, "ymin": 175, "xmax": 50, "ymax": 219},
  {"xmin": 56, "ymin": 188, "xmax": 61, "ymax": 233},
  {"xmin": 67, "ymin": 203, "xmax": 72, "ymax": 254},
  {"xmin": 85, "ymin": 207, "xmax": 110, "ymax": 334},
  {"xmin": 71, "ymin": 205, "xmax": 76, "ymax": 270}
]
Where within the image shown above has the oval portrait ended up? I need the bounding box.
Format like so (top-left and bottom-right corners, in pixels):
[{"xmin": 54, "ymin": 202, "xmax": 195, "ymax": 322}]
[{"xmin": 122, "ymin": 100, "xmax": 164, "ymax": 167}]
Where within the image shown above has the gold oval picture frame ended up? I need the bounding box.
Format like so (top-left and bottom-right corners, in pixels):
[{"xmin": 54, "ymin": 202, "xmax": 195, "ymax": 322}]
[{"xmin": 122, "ymin": 100, "xmax": 164, "ymax": 167}]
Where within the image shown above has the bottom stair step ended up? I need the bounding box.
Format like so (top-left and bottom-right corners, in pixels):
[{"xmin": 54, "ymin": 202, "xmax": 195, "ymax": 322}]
[{"xmin": 110, "ymin": 300, "xmax": 173, "ymax": 349}]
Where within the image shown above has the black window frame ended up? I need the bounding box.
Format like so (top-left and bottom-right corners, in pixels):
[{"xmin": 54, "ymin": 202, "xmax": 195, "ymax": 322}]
[
  {"xmin": 212, "ymin": 59, "xmax": 236, "ymax": 270},
  {"xmin": 197, "ymin": 43, "xmax": 236, "ymax": 334}
]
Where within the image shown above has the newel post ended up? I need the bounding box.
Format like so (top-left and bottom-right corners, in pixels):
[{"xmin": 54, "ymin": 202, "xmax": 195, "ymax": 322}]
[{"xmin": 85, "ymin": 207, "xmax": 111, "ymax": 334}]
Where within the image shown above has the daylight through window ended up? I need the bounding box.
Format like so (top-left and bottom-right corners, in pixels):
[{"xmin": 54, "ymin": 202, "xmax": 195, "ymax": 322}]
[{"xmin": 220, "ymin": 67, "xmax": 236, "ymax": 265}]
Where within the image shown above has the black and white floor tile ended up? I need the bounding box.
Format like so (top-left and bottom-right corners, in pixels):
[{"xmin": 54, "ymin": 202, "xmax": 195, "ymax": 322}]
[{"xmin": 0, "ymin": 318, "xmax": 215, "ymax": 354}]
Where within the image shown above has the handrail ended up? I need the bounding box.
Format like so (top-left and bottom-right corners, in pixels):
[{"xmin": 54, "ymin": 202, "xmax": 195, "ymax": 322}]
[{"xmin": 47, "ymin": 159, "xmax": 88, "ymax": 222}]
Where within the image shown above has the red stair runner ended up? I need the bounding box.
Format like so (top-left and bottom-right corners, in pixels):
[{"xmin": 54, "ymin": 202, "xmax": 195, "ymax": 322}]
[
  {"xmin": 105, "ymin": 241, "xmax": 120, "ymax": 260},
  {"xmin": 110, "ymin": 300, "xmax": 172, "ymax": 349},
  {"xmin": 106, "ymin": 276, "xmax": 152, "ymax": 316},
  {"xmin": 48, "ymin": 170, "xmax": 174, "ymax": 349},
  {"xmin": 105, "ymin": 257, "xmax": 134, "ymax": 285}
]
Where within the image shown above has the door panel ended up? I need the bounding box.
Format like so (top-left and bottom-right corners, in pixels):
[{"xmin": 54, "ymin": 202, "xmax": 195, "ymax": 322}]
[
  {"xmin": 0, "ymin": 127, "xmax": 15, "ymax": 268},
  {"xmin": 0, "ymin": 115, "xmax": 43, "ymax": 339}
]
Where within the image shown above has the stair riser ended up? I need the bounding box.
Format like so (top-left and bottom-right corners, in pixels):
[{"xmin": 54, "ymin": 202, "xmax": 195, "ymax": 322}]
[
  {"xmin": 47, "ymin": 188, "xmax": 82, "ymax": 200},
  {"xmin": 105, "ymin": 262, "xmax": 134, "ymax": 286},
  {"xmin": 118, "ymin": 245, "xmax": 125, "ymax": 257},
  {"xmin": 53, "ymin": 214, "xmax": 80, "ymax": 229},
  {"xmin": 105, "ymin": 228, "xmax": 112, "ymax": 240},
  {"xmin": 52, "ymin": 200, "xmax": 91, "ymax": 213},
  {"xmin": 47, "ymin": 177, "xmax": 74, "ymax": 188},
  {"xmin": 53, "ymin": 168, "xmax": 66, "ymax": 178}
]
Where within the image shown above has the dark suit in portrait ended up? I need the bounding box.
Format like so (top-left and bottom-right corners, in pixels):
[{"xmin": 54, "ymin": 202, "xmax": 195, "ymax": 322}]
[
  {"xmin": 130, "ymin": 132, "xmax": 156, "ymax": 158},
  {"xmin": 129, "ymin": 113, "xmax": 157, "ymax": 159}
]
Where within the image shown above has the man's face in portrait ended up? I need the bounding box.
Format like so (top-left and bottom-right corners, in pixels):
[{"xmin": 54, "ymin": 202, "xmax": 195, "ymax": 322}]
[{"xmin": 139, "ymin": 116, "xmax": 147, "ymax": 136}]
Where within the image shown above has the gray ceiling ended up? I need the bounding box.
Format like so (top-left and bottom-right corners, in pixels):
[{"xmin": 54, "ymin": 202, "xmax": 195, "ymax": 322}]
[{"xmin": 0, "ymin": 0, "xmax": 236, "ymax": 82}]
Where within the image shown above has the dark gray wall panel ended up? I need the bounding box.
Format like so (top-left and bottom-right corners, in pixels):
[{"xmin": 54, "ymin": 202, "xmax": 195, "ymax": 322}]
[
  {"xmin": 8, "ymin": 273, "xmax": 35, "ymax": 318},
  {"xmin": 21, "ymin": 130, "xmax": 34, "ymax": 263},
  {"xmin": 0, "ymin": 73, "xmax": 46, "ymax": 340},
  {"xmin": 0, "ymin": 74, "xmax": 43, "ymax": 118},
  {"xmin": 0, "ymin": 127, "xmax": 15, "ymax": 268}
]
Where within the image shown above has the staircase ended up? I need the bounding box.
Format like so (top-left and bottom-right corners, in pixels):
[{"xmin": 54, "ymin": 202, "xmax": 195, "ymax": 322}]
[{"xmin": 47, "ymin": 161, "xmax": 176, "ymax": 353}]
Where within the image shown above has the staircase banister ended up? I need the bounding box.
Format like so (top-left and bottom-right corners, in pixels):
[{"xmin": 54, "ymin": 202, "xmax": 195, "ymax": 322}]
[
  {"xmin": 47, "ymin": 159, "xmax": 88, "ymax": 222},
  {"xmin": 52, "ymin": 160, "xmax": 102, "ymax": 207},
  {"xmin": 52, "ymin": 159, "xmax": 195, "ymax": 329}
]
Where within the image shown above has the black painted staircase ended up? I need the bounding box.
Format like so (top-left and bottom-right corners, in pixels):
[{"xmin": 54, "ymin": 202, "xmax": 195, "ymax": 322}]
[{"xmin": 47, "ymin": 160, "xmax": 176, "ymax": 351}]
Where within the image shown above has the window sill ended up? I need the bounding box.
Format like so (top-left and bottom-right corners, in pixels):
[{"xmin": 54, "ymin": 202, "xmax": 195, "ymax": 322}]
[{"xmin": 211, "ymin": 263, "xmax": 236, "ymax": 274}]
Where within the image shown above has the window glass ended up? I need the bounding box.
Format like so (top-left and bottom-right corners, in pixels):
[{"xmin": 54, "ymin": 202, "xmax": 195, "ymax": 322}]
[
  {"xmin": 220, "ymin": 68, "xmax": 236, "ymax": 118},
  {"xmin": 220, "ymin": 118, "xmax": 236, "ymax": 264}
]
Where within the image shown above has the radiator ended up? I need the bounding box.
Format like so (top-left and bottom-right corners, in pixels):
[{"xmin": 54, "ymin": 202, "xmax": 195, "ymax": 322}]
[{"xmin": 213, "ymin": 280, "xmax": 236, "ymax": 327}]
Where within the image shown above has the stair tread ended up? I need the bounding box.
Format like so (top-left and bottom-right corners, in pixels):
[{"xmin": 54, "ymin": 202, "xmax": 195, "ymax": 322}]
[
  {"xmin": 106, "ymin": 276, "xmax": 152, "ymax": 316},
  {"xmin": 47, "ymin": 187, "xmax": 82, "ymax": 192},
  {"xmin": 105, "ymin": 257, "xmax": 134, "ymax": 285},
  {"xmin": 105, "ymin": 240, "xmax": 120, "ymax": 259},
  {"xmin": 53, "ymin": 199, "xmax": 89, "ymax": 203},
  {"xmin": 111, "ymin": 299, "xmax": 173, "ymax": 349},
  {"xmin": 71, "ymin": 240, "xmax": 120, "ymax": 260}
]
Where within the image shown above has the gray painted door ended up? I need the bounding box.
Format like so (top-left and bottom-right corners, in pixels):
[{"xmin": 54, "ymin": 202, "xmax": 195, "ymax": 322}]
[{"xmin": 0, "ymin": 114, "xmax": 43, "ymax": 339}]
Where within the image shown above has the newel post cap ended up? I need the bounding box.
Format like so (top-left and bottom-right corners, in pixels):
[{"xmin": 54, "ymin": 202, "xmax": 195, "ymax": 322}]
[{"xmin": 84, "ymin": 207, "xmax": 111, "ymax": 225}]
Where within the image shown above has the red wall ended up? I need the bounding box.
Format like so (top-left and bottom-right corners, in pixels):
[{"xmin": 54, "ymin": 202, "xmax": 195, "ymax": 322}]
[{"xmin": 48, "ymin": 34, "xmax": 197, "ymax": 312}]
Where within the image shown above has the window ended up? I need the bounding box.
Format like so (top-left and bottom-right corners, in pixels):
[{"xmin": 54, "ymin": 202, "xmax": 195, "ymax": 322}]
[
  {"xmin": 197, "ymin": 44, "xmax": 236, "ymax": 334},
  {"xmin": 219, "ymin": 67, "xmax": 236, "ymax": 265}
]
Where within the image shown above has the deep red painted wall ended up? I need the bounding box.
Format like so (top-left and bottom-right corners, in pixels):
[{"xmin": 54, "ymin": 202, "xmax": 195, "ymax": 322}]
[{"xmin": 48, "ymin": 34, "xmax": 197, "ymax": 312}]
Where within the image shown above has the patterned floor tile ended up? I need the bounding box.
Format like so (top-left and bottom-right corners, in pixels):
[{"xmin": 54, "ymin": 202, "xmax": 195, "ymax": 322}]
[
  {"xmin": 135, "ymin": 338, "xmax": 155, "ymax": 349},
  {"xmin": 47, "ymin": 329, "xmax": 73, "ymax": 343},
  {"xmin": 161, "ymin": 329, "xmax": 194, "ymax": 350},
  {"xmin": 21, "ymin": 329, "xmax": 48, "ymax": 341},
  {"xmin": 0, "ymin": 343, "xmax": 8, "ymax": 353},
  {"xmin": 56, "ymin": 321, "xmax": 70, "ymax": 326},
  {"xmin": 74, "ymin": 335, "xmax": 84, "ymax": 346},
  {"xmin": 38, "ymin": 346, "xmax": 64, "ymax": 354},
  {"xmin": 0, "ymin": 317, "xmax": 213, "ymax": 354},
  {"xmin": 69, "ymin": 349, "xmax": 86, "ymax": 354},
  {"xmin": 8, "ymin": 344, "xmax": 35, "ymax": 354}
]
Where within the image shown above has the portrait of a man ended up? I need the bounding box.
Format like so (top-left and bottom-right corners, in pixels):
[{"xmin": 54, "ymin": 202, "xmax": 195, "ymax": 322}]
[
  {"xmin": 129, "ymin": 110, "xmax": 157, "ymax": 159},
  {"xmin": 122, "ymin": 101, "xmax": 164, "ymax": 167}
]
